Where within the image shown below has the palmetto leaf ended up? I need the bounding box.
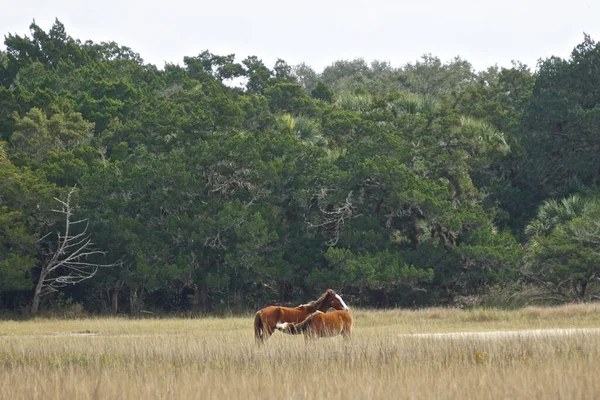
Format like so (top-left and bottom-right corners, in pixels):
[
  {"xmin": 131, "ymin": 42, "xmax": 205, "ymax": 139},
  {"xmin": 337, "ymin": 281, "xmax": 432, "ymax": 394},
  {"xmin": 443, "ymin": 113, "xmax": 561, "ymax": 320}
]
[{"xmin": 335, "ymin": 92, "xmax": 372, "ymax": 112}]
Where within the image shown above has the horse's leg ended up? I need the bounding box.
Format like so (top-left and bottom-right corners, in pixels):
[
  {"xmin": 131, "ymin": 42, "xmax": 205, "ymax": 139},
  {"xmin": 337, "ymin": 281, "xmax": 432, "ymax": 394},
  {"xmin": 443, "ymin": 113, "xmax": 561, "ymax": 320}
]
[
  {"xmin": 341, "ymin": 324, "xmax": 352, "ymax": 341},
  {"xmin": 265, "ymin": 314, "xmax": 279, "ymax": 340},
  {"xmin": 265, "ymin": 325, "xmax": 275, "ymax": 340}
]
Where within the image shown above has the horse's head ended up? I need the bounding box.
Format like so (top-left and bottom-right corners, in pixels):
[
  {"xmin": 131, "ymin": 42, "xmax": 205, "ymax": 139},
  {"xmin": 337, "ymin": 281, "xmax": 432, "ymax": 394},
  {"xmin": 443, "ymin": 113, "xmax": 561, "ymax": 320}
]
[{"xmin": 326, "ymin": 289, "xmax": 349, "ymax": 312}]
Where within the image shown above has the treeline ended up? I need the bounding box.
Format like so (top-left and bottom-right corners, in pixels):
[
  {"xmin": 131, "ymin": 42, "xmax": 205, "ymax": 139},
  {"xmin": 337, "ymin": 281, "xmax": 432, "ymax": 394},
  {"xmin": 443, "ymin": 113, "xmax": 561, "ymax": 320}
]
[{"xmin": 1, "ymin": 20, "xmax": 600, "ymax": 315}]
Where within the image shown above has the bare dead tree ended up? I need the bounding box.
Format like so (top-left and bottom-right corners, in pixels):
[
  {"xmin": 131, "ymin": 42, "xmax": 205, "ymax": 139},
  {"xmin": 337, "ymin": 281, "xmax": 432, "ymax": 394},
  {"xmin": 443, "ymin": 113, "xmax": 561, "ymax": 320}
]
[
  {"xmin": 31, "ymin": 189, "xmax": 118, "ymax": 315},
  {"xmin": 307, "ymin": 190, "xmax": 360, "ymax": 246}
]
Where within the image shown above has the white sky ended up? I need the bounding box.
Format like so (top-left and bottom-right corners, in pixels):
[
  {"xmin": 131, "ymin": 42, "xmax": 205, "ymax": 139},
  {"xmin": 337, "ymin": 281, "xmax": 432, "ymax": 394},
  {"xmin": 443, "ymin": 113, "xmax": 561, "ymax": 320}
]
[{"xmin": 1, "ymin": 0, "xmax": 599, "ymax": 73}]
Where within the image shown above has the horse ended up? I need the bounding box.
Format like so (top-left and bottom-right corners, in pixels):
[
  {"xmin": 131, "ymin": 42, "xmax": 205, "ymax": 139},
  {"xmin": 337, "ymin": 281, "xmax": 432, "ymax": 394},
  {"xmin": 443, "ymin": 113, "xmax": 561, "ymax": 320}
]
[
  {"xmin": 275, "ymin": 310, "xmax": 353, "ymax": 340},
  {"xmin": 254, "ymin": 289, "xmax": 349, "ymax": 344}
]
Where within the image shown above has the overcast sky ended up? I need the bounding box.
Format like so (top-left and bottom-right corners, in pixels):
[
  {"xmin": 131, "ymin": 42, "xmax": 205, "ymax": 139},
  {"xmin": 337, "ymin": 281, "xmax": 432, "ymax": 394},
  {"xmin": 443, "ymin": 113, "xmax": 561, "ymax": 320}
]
[{"xmin": 2, "ymin": 0, "xmax": 599, "ymax": 72}]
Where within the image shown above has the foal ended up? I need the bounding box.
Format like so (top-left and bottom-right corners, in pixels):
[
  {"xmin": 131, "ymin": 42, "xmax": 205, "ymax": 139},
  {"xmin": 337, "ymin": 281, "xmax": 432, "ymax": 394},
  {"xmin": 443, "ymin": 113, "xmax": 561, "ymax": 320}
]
[
  {"xmin": 276, "ymin": 310, "xmax": 353, "ymax": 340},
  {"xmin": 254, "ymin": 289, "xmax": 349, "ymax": 344}
]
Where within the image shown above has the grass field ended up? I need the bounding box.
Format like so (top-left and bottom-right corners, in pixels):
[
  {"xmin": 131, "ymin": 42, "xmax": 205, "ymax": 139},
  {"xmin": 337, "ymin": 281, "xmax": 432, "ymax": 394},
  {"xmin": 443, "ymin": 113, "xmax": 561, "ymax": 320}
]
[{"xmin": 1, "ymin": 304, "xmax": 600, "ymax": 399}]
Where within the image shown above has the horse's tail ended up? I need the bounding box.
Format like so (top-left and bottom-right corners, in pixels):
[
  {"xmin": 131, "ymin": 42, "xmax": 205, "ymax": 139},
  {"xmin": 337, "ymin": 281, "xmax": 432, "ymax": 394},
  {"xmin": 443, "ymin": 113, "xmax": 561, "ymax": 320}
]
[{"xmin": 254, "ymin": 311, "xmax": 264, "ymax": 342}]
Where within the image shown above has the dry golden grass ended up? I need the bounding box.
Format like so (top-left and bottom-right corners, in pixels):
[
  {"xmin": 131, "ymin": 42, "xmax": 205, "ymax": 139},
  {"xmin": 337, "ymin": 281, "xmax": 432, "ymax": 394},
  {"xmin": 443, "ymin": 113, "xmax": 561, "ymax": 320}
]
[{"xmin": 1, "ymin": 304, "xmax": 600, "ymax": 399}]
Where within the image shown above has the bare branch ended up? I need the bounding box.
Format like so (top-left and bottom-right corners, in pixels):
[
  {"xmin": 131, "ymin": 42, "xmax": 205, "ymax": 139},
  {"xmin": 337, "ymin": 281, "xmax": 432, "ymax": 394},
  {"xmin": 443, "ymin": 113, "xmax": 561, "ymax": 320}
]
[
  {"xmin": 37, "ymin": 231, "xmax": 52, "ymax": 242},
  {"xmin": 203, "ymin": 230, "xmax": 227, "ymax": 250},
  {"xmin": 31, "ymin": 189, "xmax": 120, "ymax": 315},
  {"xmin": 307, "ymin": 190, "xmax": 358, "ymax": 246}
]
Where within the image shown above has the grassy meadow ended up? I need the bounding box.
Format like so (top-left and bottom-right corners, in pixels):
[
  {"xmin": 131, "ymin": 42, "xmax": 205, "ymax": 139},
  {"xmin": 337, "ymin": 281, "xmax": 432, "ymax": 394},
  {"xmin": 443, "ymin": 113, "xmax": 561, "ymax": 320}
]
[{"xmin": 1, "ymin": 304, "xmax": 600, "ymax": 399}]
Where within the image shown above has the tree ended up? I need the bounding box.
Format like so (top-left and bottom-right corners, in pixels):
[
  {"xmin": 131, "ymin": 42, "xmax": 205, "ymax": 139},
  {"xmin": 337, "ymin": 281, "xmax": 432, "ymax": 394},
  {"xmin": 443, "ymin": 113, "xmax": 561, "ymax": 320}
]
[
  {"xmin": 280, "ymin": 114, "xmax": 324, "ymax": 146},
  {"xmin": 183, "ymin": 51, "xmax": 245, "ymax": 81},
  {"xmin": 0, "ymin": 86, "xmax": 17, "ymax": 140},
  {"xmin": 2, "ymin": 18, "xmax": 565, "ymax": 313},
  {"xmin": 31, "ymin": 189, "xmax": 117, "ymax": 314},
  {"xmin": 265, "ymin": 82, "xmax": 312, "ymax": 113},
  {"xmin": 292, "ymin": 62, "xmax": 319, "ymax": 93},
  {"xmin": 311, "ymin": 81, "xmax": 334, "ymax": 103},
  {"xmin": 321, "ymin": 59, "xmax": 371, "ymax": 87},
  {"xmin": 402, "ymin": 55, "xmax": 475, "ymax": 97},
  {"xmin": 521, "ymin": 35, "xmax": 600, "ymax": 203},
  {"xmin": 315, "ymin": 247, "xmax": 434, "ymax": 306},
  {"xmin": 10, "ymin": 108, "xmax": 94, "ymax": 165},
  {"xmin": 0, "ymin": 207, "xmax": 36, "ymax": 294},
  {"xmin": 272, "ymin": 59, "xmax": 295, "ymax": 83},
  {"xmin": 524, "ymin": 195, "xmax": 600, "ymax": 302},
  {"xmin": 242, "ymin": 56, "xmax": 271, "ymax": 94}
]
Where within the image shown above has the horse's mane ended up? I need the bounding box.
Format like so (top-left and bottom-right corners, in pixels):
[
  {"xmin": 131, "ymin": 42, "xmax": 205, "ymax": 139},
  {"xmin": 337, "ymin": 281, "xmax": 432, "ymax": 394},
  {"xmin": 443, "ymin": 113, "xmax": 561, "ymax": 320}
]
[
  {"xmin": 296, "ymin": 290, "xmax": 333, "ymax": 311},
  {"xmin": 311, "ymin": 290, "xmax": 332, "ymax": 311}
]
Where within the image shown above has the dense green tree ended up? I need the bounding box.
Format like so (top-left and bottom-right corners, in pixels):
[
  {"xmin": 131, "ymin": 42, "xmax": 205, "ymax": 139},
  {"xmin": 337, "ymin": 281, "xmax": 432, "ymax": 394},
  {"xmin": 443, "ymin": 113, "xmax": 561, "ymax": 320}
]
[
  {"xmin": 265, "ymin": 82, "xmax": 312, "ymax": 114},
  {"xmin": 0, "ymin": 86, "xmax": 17, "ymax": 140},
  {"xmin": 0, "ymin": 207, "xmax": 36, "ymax": 294},
  {"xmin": 183, "ymin": 51, "xmax": 245, "ymax": 81},
  {"xmin": 292, "ymin": 62, "xmax": 319, "ymax": 93},
  {"xmin": 311, "ymin": 81, "xmax": 334, "ymax": 103},
  {"xmin": 402, "ymin": 55, "xmax": 475, "ymax": 97},
  {"xmin": 272, "ymin": 59, "xmax": 295, "ymax": 83},
  {"xmin": 524, "ymin": 195, "xmax": 600, "ymax": 301},
  {"xmin": 242, "ymin": 56, "xmax": 271, "ymax": 94},
  {"xmin": 521, "ymin": 35, "xmax": 600, "ymax": 203},
  {"xmin": 10, "ymin": 108, "xmax": 94, "ymax": 165}
]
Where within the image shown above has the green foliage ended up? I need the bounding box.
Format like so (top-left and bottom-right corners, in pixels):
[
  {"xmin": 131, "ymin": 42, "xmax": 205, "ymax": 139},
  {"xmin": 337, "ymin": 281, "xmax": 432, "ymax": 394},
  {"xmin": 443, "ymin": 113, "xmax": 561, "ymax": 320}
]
[
  {"xmin": 10, "ymin": 108, "xmax": 94, "ymax": 165},
  {"xmin": 184, "ymin": 51, "xmax": 245, "ymax": 81},
  {"xmin": 335, "ymin": 92, "xmax": 372, "ymax": 112},
  {"xmin": 265, "ymin": 82, "xmax": 312, "ymax": 113},
  {"xmin": 242, "ymin": 56, "xmax": 271, "ymax": 94},
  {"xmin": 402, "ymin": 55, "xmax": 475, "ymax": 97},
  {"xmin": 388, "ymin": 92, "xmax": 437, "ymax": 116},
  {"xmin": 319, "ymin": 247, "xmax": 434, "ymax": 292},
  {"xmin": 280, "ymin": 114, "xmax": 324, "ymax": 146},
  {"xmin": 521, "ymin": 35, "xmax": 600, "ymax": 204},
  {"xmin": 524, "ymin": 195, "xmax": 600, "ymax": 301},
  {"xmin": 4, "ymin": 20, "xmax": 600, "ymax": 313},
  {"xmin": 0, "ymin": 86, "xmax": 17, "ymax": 140},
  {"xmin": 311, "ymin": 81, "xmax": 334, "ymax": 102},
  {"xmin": 454, "ymin": 226, "xmax": 523, "ymax": 293},
  {"xmin": 292, "ymin": 63, "xmax": 319, "ymax": 93},
  {"xmin": 0, "ymin": 207, "xmax": 36, "ymax": 292}
]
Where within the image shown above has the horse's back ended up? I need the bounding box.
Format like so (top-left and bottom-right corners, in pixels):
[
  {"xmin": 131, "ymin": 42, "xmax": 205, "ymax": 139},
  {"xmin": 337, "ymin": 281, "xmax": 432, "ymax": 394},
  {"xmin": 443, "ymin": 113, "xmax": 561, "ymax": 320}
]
[
  {"xmin": 259, "ymin": 305, "xmax": 309, "ymax": 324},
  {"xmin": 327, "ymin": 310, "xmax": 352, "ymax": 321}
]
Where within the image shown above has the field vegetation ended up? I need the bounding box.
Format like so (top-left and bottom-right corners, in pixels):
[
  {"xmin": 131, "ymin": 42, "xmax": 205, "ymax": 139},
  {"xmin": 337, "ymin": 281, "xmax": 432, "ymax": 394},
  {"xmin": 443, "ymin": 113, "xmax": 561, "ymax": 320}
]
[{"xmin": 2, "ymin": 304, "xmax": 600, "ymax": 399}]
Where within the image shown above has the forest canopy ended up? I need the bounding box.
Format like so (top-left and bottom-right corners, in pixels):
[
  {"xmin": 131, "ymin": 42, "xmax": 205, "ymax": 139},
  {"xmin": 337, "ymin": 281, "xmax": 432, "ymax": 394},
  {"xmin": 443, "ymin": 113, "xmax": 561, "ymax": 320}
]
[{"xmin": 1, "ymin": 20, "xmax": 600, "ymax": 315}]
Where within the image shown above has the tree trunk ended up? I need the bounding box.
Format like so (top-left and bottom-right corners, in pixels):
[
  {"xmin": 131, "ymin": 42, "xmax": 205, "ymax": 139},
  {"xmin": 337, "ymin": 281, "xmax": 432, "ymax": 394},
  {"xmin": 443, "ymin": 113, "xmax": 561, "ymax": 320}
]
[
  {"xmin": 111, "ymin": 288, "xmax": 119, "ymax": 315},
  {"xmin": 31, "ymin": 270, "xmax": 47, "ymax": 315},
  {"xmin": 193, "ymin": 283, "xmax": 208, "ymax": 313},
  {"xmin": 379, "ymin": 291, "xmax": 389, "ymax": 308},
  {"xmin": 129, "ymin": 288, "xmax": 138, "ymax": 316},
  {"xmin": 580, "ymin": 280, "xmax": 588, "ymax": 300}
]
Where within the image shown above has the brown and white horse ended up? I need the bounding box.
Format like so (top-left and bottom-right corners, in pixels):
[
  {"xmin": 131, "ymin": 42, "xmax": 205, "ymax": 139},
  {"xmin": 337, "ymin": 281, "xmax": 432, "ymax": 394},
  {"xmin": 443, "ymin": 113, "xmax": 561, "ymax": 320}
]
[
  {"xmin": 254, "ymin": 289, "xmax": 349, "ymax": 344},
  {"xmin": 276, "ymin": 310, "xmax": 353, "ymax": 340}
]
